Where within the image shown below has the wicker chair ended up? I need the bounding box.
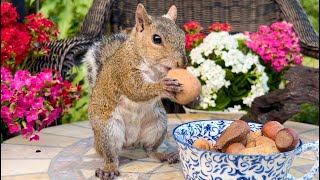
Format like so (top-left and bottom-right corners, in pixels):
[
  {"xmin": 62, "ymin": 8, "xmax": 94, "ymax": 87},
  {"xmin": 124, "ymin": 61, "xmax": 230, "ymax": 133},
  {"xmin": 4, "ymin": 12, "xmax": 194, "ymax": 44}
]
[{"xmin": 30, "ymin": 0, "xmax": 319, "ymax": 113}]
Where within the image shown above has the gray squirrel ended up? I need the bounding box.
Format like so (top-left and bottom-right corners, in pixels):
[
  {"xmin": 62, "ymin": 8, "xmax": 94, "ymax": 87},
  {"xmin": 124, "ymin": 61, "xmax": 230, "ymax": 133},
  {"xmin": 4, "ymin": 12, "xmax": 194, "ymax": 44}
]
[{"xmin": 82, "ymin": 3, "xmax": 187, "ymax": 180}]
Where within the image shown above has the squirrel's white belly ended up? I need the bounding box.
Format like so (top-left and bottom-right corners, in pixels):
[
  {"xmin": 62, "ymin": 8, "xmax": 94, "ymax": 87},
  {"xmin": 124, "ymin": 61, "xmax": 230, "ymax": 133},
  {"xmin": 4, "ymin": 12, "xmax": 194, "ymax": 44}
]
[{"xmin": 112, "ymin": 95, "xmax": 166, "ymax": 149}]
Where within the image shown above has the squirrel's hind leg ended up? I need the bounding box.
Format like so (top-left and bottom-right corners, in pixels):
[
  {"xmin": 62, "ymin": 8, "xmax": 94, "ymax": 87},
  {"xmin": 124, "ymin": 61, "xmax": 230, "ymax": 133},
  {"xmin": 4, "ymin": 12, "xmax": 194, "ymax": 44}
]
[
  {"xmin": 91, "ymin": 117, "xmax": 125, "ymax": 180},
  {"xmin": 140, "ymin": 106, "xmax": 180, "ymax": 164},
  {"xmin": 145, "ymin": 148, "xmax": 180, "ymax": 164}
]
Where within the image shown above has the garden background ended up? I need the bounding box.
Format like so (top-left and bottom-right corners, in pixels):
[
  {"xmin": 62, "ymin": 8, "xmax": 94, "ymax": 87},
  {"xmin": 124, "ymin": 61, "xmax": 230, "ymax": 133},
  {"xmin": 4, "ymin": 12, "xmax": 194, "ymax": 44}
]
[{"xmin": 1, "ymin": 0, "xmax": 319, "ymax": 142}]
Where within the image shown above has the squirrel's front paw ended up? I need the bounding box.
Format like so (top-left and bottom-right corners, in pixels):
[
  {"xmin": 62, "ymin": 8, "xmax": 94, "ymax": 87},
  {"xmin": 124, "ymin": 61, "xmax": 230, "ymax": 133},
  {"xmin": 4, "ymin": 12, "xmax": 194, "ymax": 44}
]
[{"xmin": 159, "ymin": 78, "xmax": 182, "ymax": 99}]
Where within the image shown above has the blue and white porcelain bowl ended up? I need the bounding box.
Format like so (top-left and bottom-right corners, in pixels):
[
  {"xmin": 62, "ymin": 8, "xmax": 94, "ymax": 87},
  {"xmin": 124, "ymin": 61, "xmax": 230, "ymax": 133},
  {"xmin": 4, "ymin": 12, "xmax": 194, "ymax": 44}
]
[{"xmin": 173, "ymin": 120, "xmax": 319, "ymax": 180}]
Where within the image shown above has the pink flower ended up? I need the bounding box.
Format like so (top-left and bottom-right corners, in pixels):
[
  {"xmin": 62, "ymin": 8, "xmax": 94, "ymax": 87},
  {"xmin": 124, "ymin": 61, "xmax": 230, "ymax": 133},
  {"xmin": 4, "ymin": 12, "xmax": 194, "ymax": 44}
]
[
  {"xmin": 29, "ymin": 78, "xmax": 44, "ymax": 92},
  {"xmin": 8, "ymin": 123, "xmax": 20, "ymax": 133},
  {"xmin": 14, "ymin": 106, "xmax": 26, "ymax": 118},
  {"xmin": 256, "ymin": 47, "xmax": 265, "ymax": 56},
  {"xmin": 11, "ymin": 78, "xmax": 26, "ymax": 90},
  {"xmin": 21, "ymin": 126, "xmax": 33, "ymax": 136},
  {"xmin": 17, "ymin": 92, "xmax": 33, "ymax": 109},
  {"xmin": 25, "ymin": 109, "xmax": 38, "ymax": 122},
  {"xmin": 1, "ymin": 86, "xmax": 15, "ymax": 103},
  {"xmin": 38, "ymin": 117, "xmax": 49, "ymax": 131},
  {"xmin": 262, "ymin": 54, "xmax": 272, "ymax": 61},
  {"xmin": 38, "ymin": 71, "xmax": 53, "ymax": 82},
  {"xmin": 259, "ymin": 25, "xmax": 270, "ymax": 34},
  {"xmin": 32, "ymin": 97, "xmax": 44, "ymax": 109},
  {"xmin": 50, "ymin": 84, "xmax": 62, "ymax": 97},
  {"xmin": 29, "ymin": 134, "xmax": 39, "ymax": 141},
  {"xmin": 1, "ymin": 67, "xmax": 13, "ymax": 82},
  {"xmin": 1, "ymin": 106, "xmax": 12, "ymax": 119},
  {"xmin": 49, "ymin": 107, "xmax": 62, "ymax": 120},
  {"xmin": 293, "ymin": 54, "xmax": 303, "ymax": 65},
  {"xmin": 15, "ymin": 70, "xmax": 30, "ymax": 80},
  {"xmin": 246, "ymin": 21, "xmax": 303, "ymax": 72},
  {"xmin": 1, "ymin": 65, "xmax": 81, "ymax": 141}
]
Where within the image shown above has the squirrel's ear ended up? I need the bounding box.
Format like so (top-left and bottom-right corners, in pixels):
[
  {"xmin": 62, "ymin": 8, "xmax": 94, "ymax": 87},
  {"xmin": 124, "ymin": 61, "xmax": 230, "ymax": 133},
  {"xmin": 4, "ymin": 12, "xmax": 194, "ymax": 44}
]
[
  {"xmin": 135, "ymin": 3, "xmax": 151, "ymax": 32},
  {"xmin": 163, "ymin": 5, "xmax": 177, "ymax": 22}
]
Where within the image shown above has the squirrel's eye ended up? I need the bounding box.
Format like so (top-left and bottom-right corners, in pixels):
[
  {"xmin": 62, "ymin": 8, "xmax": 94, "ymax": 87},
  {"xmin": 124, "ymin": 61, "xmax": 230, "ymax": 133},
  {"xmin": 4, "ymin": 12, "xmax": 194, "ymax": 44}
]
[{"xmin": 153, "ymin": 34, "xmax": 162, "ymax": 44}]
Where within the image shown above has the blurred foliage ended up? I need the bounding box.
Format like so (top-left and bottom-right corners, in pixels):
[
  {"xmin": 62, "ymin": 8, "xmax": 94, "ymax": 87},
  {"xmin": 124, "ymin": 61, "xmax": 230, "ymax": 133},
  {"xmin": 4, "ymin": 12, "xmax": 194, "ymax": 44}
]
[
  {"xmin": 289, "ymin": 103, "xmax": 319, "ymax": 125},
  {"xmin": 303, "ymin": 56, "xmax": 319, "ymax": 68},
  {"xmin": 20, "ymin": 0, "xmax": 318, "ymax": 126},
  {"xmin": 25, "ymin": 0, "xmax": 93, "ymax": 39},
  {"xmin": 299, "ymin": 0, "xmax": 319, "ymax": 33},
  {"xmin": 299, "ymin": 0, "xmax": 319, "ymax": 74},
  {"xmin": 62, "ymin": 65, "xmax": 90, "ymax": 124}
]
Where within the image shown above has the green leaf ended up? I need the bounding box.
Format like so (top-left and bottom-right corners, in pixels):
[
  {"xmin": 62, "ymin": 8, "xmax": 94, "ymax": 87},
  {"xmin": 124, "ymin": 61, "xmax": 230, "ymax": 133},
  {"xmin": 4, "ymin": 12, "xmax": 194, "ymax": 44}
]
[
  {"xmin": 28, "ymin": 0, "xmax": 36, "ymax": 6},
  {"xmin": 215, "ymin": 97, "xmax": 231, "ymax": 110},
  {"xmin": 1, "ymin": 101, "xmax": 10, "ymax": 107},
  {"xmin": 225, "ymin": 69, "xmax": 234, "ymax": 81},
  {"xmin": 39, "ymin": 1, "xmax": 59, "ymax": 18},
  {"xmin": 21, "ymin": 121, "xmax": 26, "ymax": 128},
  {"xmin": 9, "ymin": 103, "xmax": 16, "ymax": 112},
  {"xmin": 36, "ymin": 120, "xmax": 42, "ymax": 125},
  {"xmin": 214, "ymin": 88, "xmax": 231, "ymax": 109},
  {"xmin": 231, "ymin": 96, "xmax": 244, "ymax": 101}
]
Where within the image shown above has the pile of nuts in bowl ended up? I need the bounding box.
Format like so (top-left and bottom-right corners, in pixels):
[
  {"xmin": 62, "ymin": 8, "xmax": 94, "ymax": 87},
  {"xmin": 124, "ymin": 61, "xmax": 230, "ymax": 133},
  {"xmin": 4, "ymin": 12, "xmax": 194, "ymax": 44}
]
[{"xmin": 193, "ymin": 120, "xmax": 299, "ymax": 155}]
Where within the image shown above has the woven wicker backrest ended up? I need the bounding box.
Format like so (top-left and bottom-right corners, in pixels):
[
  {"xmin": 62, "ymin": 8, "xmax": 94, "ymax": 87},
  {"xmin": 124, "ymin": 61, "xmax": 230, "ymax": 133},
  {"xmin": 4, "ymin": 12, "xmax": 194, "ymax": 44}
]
[{"xmin": 110, "ymin": 0, "xmax": 282, "ymax": 34}]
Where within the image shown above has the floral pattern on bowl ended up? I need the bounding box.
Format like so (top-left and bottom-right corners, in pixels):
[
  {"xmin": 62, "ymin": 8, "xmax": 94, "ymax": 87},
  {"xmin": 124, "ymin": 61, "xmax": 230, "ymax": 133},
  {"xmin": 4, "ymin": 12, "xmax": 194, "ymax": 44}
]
[{"xmin": 173, "ymin": 120, "xmax": 319, "ymax": 180}]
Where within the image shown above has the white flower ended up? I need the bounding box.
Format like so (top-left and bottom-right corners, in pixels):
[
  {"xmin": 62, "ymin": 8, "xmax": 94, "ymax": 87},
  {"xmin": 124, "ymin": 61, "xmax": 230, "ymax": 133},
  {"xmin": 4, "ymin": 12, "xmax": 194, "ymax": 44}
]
[
  {"xmin": 221, "ymin": 49, "xmax": 256, "ymax": 74},
  {"xmin": 224, "ymin": 105, "xmax": 242, "ymax": 112},
  {"xmin": 186, "ymin": 66, "xmax": 200, "ymax": 77},
  {"xmin": 188, "ymin": 31, "xmax": 270, "ymax": 110},
  {"xmin": 242, "ymin": 74, "xmax": 269, "ymax": 107},
  {"xmin": 233, "ymin": 33, "xmax": 249, "ymax": 41}
]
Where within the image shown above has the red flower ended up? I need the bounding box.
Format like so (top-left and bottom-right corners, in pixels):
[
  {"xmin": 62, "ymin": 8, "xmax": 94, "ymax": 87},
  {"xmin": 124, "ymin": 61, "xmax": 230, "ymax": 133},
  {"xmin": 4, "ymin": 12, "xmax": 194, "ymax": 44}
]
[
  {"xmin": 1, "ymin": 2, "xmax": 59, "ymax": 71},
  {"xmin": 1, "ymin": 2, "xmax": 18, "ymax": 28},
  {"xmin": 208, "ymin": 22, "xmax": 232, "ymax": 32},
  {"xmin": 185, "ymin": 33, "xmax": 206, "ymax": 51},
  {"xmin": 182, "ymin": 21, "xmax": 203, "ymax": 34},
  {"xmin": 1, "ymin": 26, "xmax": 32, "ymax": 66},
  {"xmin": 25, "ymin": 13, "xmax": 59, "ymax": 43}
]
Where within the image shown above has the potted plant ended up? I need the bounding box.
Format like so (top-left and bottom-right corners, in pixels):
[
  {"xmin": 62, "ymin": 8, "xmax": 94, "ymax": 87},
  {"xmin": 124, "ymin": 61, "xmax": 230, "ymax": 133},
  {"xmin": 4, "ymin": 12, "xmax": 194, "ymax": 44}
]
[{"xmin": 182, "ymin": 21, "xmax": 303, "ymax": 119}]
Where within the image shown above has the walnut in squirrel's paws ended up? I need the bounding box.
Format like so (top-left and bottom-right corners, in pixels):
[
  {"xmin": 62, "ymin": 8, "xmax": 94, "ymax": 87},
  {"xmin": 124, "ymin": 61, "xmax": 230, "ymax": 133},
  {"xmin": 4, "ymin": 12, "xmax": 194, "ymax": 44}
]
[{"xmin": 166, "ymin": 68, "xmax": 201, "ymax": 105}]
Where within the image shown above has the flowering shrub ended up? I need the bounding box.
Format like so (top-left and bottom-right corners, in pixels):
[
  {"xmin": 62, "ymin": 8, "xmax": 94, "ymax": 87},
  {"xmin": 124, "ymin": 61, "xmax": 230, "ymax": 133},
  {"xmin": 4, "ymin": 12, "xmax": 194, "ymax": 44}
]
[
  {"xmin": 1, "ymin": 67, "xmax": 81, "ymax": 141},
  {"xmin": 182, "ymin": 21, "xmax": 303, "ymax": 112},
  {"xmin": 1, "ymin": 2, "xmax": 80, "ymax": 141},
  {"xmin": 1, "ymin": 2, "xmax": 59, "ymax": 72},
  {"xmin": 246, "ymin": 21, "xmax": 303, "ymax": 72}
]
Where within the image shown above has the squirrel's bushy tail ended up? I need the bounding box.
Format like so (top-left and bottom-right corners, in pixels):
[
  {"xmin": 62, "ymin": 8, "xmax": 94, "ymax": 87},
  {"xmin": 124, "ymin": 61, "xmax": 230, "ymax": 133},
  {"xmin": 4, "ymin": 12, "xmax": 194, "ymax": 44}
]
[{"xmin": 82, "ymin": 33, "xmax": 128, "ymax": 90}]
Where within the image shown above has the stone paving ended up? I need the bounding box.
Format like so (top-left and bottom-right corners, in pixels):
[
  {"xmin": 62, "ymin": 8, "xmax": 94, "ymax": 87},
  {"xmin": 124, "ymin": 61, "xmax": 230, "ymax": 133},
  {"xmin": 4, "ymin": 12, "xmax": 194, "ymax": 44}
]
[{"xmin": 1, "ymin": 114, "xmax": 319, "ymax": 180}]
